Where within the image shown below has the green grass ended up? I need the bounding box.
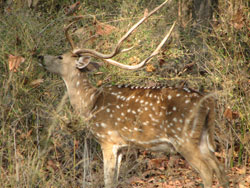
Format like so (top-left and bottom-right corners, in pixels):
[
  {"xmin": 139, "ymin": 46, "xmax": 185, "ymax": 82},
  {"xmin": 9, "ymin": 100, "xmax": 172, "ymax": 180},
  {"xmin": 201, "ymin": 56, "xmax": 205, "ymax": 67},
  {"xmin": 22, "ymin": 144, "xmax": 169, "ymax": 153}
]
[{"xmin": 0, "ymin": 0, "xmax": 249, "ymax": 187}]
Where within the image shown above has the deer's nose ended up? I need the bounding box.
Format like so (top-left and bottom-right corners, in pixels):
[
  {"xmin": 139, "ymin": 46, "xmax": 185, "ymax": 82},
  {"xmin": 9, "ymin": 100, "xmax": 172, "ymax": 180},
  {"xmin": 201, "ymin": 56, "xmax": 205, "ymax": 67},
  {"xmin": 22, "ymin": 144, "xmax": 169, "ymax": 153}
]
[{"xmin": 37, "ymin": 56, "xmax": 45, "ymax": 67}]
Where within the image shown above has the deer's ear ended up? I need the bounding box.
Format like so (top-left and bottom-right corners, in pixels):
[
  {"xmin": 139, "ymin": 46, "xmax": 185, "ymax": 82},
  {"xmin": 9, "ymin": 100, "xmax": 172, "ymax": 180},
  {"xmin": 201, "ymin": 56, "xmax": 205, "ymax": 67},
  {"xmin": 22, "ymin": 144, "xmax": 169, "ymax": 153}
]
[
  {"xmin": 86, "ymin": 61, "xmax": 103, "ymax": 71},
  {"xmin": 75, "ymin": 56, "xmax": 91, "ymax": 69}
]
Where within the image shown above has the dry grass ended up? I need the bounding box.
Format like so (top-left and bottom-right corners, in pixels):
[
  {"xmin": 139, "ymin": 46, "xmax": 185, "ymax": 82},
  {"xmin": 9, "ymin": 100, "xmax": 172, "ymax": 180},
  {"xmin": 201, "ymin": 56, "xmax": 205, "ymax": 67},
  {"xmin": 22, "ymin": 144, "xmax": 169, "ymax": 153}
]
[{"xmin": 0, "ymin": 1, "xmax": 249, "ymax": 187}]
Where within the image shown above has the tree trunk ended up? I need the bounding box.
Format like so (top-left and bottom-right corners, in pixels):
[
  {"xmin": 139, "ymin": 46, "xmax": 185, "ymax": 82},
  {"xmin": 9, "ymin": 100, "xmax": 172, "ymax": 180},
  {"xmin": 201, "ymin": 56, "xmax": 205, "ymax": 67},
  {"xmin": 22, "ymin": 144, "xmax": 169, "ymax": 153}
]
[
  {"xmin": 177, "ymin": 0, "xmax": 218, "ymax": 70},
  {"xmin": 179, "ymin": 0, "xmax": 218, "ymax": 31},
  {"xmin": 192, "ymin": 0, "xmax": 218, "ymax": 29}
]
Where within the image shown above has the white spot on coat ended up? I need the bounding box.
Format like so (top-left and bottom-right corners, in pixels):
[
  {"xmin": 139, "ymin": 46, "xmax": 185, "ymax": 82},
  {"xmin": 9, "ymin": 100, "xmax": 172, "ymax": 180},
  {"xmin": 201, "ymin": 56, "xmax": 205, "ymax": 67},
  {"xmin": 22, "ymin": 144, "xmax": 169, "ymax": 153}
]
[{"xmin": 168, "ymin": 95, "xmax": 172, "ymax": 100}]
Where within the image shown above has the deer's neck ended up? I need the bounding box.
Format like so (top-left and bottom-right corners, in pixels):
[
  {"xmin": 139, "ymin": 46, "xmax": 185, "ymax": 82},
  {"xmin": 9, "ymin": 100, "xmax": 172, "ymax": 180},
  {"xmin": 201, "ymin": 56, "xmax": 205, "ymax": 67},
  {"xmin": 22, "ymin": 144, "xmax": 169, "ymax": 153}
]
[{"xmin": 62, "ymin": 71, "xmax": 98, "ymax": 118}]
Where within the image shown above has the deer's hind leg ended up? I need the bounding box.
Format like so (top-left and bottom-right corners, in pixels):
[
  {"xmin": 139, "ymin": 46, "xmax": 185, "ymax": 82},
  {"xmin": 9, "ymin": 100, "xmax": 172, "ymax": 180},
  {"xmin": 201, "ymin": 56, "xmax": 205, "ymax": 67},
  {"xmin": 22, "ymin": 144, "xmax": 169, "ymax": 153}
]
[
  {"xmin": 178, "ymin": 143, "xmax": 214, "ymax": 188},
  {"xmin": 177, "ymin": 138, "xmax": 228, "ymax": 188},
  {"xmin": 203, "ymin": 150, "xmax": 228, "ymax": 188}
]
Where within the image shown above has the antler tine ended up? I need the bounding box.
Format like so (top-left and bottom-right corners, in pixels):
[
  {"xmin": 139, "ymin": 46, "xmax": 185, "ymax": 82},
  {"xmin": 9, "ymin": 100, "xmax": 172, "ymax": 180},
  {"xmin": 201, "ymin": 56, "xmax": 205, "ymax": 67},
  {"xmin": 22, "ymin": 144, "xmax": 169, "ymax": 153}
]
[
  {"xmin": 64, "ymin": 15, "xmax": 84, "ymax": 50},
  {"xmin": 73, "ymin": 0, "xmax": 170, "ymax": 58},
  {"xmin": 150, "ymin": 21, "xmax": 176, "ymax": 57},
  {"xmin": 102, "ymin": 21, "xmax": 176, "ymax": 70},
  {"xmin": 65, "ymin": 22, "xmax": 76, "ymax": 49}
]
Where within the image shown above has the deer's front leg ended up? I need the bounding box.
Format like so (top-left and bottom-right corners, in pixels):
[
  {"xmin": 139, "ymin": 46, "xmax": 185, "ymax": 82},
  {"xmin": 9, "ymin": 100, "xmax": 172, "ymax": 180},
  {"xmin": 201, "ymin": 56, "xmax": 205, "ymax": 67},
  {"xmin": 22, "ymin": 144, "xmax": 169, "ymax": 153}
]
[{"xmin": 102, "ymin": 142, "xmax": 122, "ymax": 188}]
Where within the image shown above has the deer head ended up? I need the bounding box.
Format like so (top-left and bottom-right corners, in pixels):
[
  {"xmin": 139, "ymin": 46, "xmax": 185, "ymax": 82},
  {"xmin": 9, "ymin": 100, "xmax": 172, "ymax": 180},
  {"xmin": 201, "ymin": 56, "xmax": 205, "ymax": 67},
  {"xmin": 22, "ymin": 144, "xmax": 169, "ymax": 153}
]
[
  {"xmin": 39, "ymin": 0, "xmax": 228, "ymax": 187},
  {"xmin": 39, "ymin": 53, "xmax": 100, "ymax": 76}
]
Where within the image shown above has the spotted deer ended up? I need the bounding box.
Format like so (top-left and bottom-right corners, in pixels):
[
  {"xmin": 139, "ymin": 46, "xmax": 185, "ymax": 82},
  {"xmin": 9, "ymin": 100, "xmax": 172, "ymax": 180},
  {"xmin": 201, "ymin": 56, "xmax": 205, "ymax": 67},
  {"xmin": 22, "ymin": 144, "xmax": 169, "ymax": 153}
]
[{"xmin": 39, "ymin": 1, "xmax": 228, "ymax": 187}]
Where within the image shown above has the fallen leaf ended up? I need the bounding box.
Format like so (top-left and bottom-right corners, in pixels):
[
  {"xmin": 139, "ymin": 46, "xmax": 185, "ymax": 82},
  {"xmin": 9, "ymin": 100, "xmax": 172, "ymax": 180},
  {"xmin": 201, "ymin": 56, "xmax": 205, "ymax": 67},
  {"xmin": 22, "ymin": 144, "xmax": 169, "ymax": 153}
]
[
  {"xmin": 130, "ymin": 57, "xmax": 140, "ymax": 65},
  {"xmin": 8, "ymin": 54, "xmax": 25, "ymax": 72},
  {"xmin": 223, "ymin": 107, "xmax": 239, "ymax": 121},
  {"xmin": 232, "ymin": 9, "xmax": 245, "ymax": 30},
  {"xmin": 146, "ymin": 64, "xmax": 156, "ymax": 72},
  {"xmin": 95, "ymin": 20, "xmax": 116, "ymax": 36},
  {"xmin": 224, "ymin": 108, "xmax": 233, "ymax": 120},
  {"xmin": 97, "ymin": 80, "xmax": 103, "ymax": 86}
]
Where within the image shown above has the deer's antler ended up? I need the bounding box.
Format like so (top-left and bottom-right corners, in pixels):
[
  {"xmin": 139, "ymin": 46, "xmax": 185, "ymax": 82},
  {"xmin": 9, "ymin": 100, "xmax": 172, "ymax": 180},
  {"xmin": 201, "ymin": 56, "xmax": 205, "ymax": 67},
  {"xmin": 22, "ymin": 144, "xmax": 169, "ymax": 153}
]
[
  {"xmin": 64, "ymin": 15, "xmax": 85, "ymax": 49},
  {"xmin": 73, "ymin": 0, "xmax": 170, "ymax": 59},
  {"xmin": 103, "ymin": 22, "xmax": 176, "ymax": 70},
  {"xmin": 65, "ymin": 0, "xmax": 174, "ymax": 70}
]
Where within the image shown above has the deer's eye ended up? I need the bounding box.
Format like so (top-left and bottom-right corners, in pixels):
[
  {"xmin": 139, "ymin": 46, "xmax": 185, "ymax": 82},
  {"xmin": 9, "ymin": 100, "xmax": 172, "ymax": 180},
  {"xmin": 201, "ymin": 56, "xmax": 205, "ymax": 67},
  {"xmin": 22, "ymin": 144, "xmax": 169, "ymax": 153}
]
[{"xmin": 57, "ymin": 56, "xmax": 63, "ymax": 60}]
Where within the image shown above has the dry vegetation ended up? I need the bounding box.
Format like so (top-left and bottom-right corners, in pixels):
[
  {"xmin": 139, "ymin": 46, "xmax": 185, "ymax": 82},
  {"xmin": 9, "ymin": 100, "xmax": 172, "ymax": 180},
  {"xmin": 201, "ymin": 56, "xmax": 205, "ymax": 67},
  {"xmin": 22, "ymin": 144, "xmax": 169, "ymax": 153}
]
[{"xmin": 0, "ymin": 0, "xmax": 249, "ymax": 187}]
